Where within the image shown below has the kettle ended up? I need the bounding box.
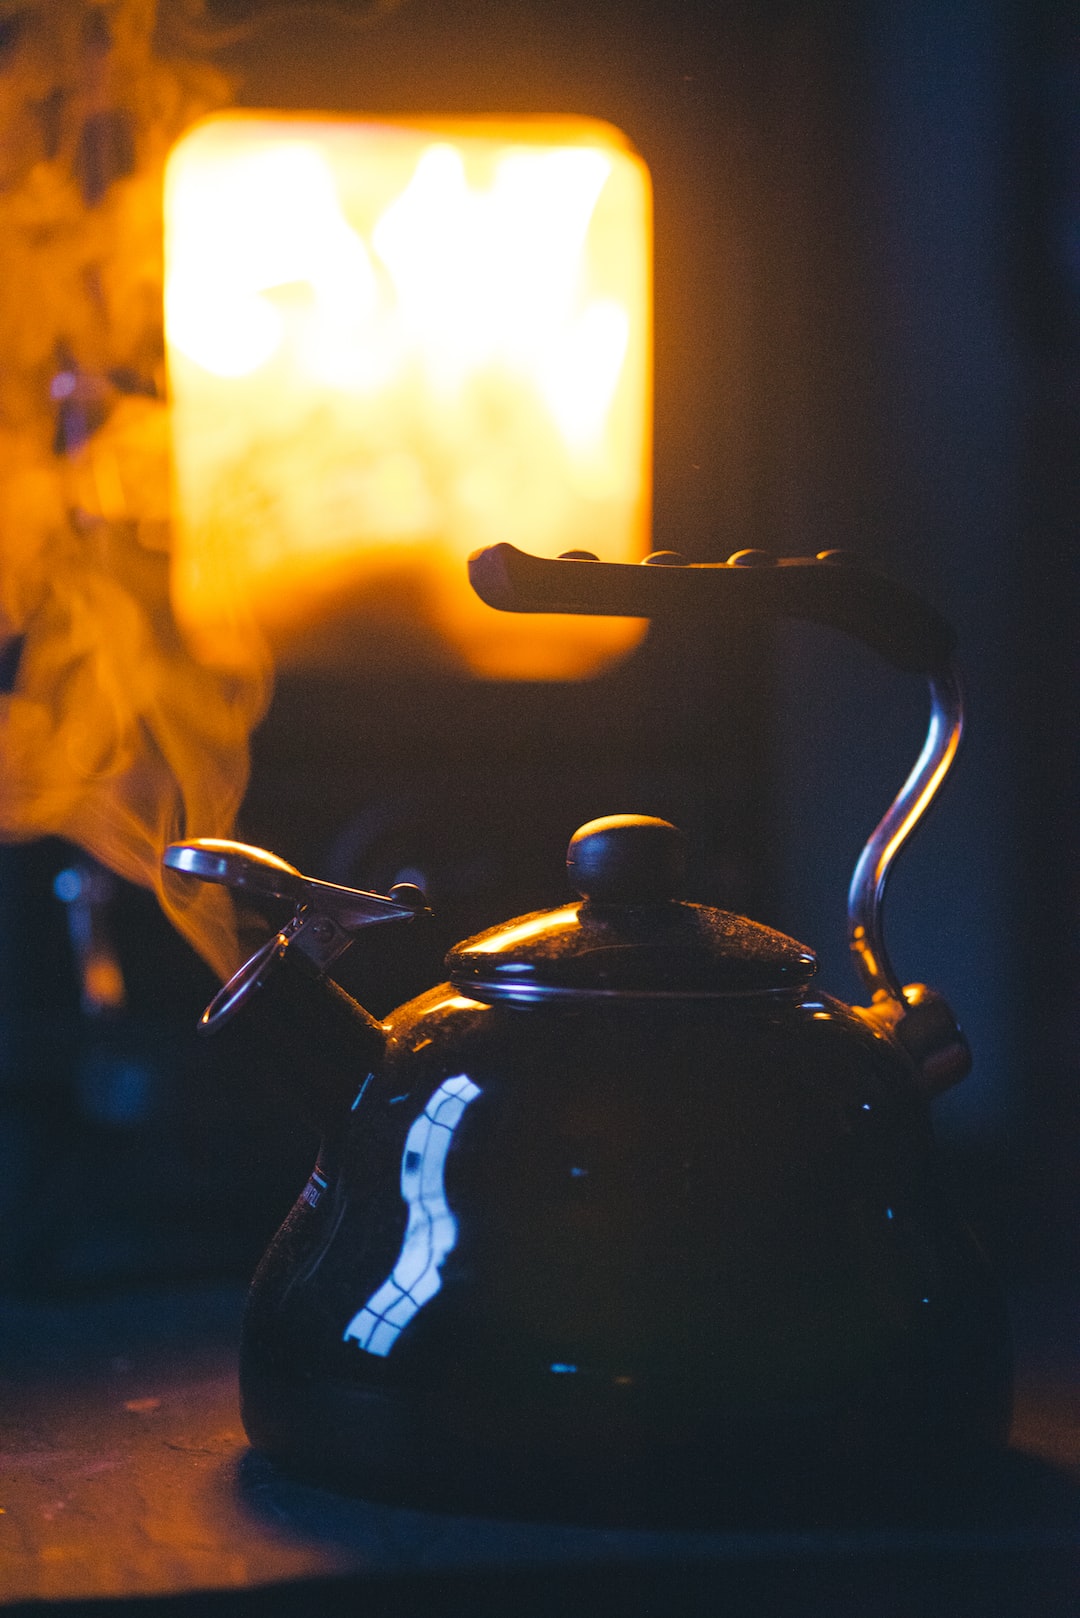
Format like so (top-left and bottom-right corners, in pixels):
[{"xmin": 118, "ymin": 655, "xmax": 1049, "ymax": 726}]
[{"xmin": 164, "ymin": 545, "xmax": 1010, "ymax": 1519}]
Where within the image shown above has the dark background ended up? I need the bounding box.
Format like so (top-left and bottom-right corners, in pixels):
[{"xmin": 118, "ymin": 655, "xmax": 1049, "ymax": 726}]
[{"xmin": 1, "ymin": 0, "xmax": 1075, "ymax": 1291}]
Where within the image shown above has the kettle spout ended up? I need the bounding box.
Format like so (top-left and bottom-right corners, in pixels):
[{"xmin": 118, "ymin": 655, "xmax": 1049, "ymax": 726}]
[{"xmin": 161, "ymin": 839, "xmax": 427, "ymax": 1132}]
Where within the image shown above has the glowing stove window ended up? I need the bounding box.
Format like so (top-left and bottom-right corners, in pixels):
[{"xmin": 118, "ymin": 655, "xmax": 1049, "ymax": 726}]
[
  {"xmin": 343, "ymin": 1074, "xmax": 481, "ymax": 1357},
  {"xmin": 164, "ymin": 114, "xmax": 652, "ymax": 679}
]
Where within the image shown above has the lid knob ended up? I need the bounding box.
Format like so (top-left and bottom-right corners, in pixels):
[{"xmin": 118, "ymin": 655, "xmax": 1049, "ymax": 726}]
[{"xmin": 567, "ymin": 815, "xmax": 688, "ymax": 904}]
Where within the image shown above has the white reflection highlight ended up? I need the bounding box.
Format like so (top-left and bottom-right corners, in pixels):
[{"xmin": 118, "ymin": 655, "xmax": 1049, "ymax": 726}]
[{"xmin": 343, "ymin": 1074, "xmax": 481, "ymax": 1356}]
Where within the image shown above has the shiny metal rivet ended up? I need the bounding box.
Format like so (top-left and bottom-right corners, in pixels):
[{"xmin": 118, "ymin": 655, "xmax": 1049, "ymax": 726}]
[
  {"xmin": 726, "ymin": 548, "xmax": 773, "ymax": 567},
  {"xmin": 389, "ymin": 882, "xmax": 427, "ymax": 911}
]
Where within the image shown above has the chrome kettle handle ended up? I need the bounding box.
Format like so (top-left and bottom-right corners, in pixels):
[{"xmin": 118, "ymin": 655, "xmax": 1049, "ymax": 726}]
[{"xmin": 847, "ymin": 664, "xmax": 963, "ymax": 1005}]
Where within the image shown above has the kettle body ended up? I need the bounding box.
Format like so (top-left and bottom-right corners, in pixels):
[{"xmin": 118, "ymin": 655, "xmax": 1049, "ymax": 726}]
[
  {"xmin": 164, "ymin": 548, "xmax": 1013, "ymax": 1517},
  {"xmin": 232, "ymin": 907, "xmax": 1009, "ymax": 1516}
]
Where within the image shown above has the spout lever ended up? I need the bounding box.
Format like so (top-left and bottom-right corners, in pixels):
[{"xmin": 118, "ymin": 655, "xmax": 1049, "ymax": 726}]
[{"xmin": 163, "ymin": 839, "xmax": 428, "ymax": 1033}]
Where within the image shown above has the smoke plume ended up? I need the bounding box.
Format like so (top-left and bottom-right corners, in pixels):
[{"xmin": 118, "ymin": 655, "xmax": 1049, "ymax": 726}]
[{"xmin": 0, "ymin": 1, "xmax": 269, "ymax": 979}]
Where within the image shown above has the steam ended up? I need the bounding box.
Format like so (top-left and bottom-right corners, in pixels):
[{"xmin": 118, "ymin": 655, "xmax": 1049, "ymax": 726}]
[{"xmin": 0, "ymin": 1, "xmax": 268, "ymax": 979}]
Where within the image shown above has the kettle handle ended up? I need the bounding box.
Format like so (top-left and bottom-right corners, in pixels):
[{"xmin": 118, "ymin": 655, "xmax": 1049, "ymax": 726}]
[
  {"xmin": 468, "ymin": 543, "xmax": 955, "ymax": 676},
  {"xmin": 846, "ymin": 663, "xmax": 962, "ymax": 1005},
  {"xmin": 468, "ymin": 542, "xmax": 962, "ymax": 1012}
]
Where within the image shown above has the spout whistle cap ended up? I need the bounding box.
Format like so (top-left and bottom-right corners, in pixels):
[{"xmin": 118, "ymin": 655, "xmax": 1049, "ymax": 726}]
[{"xmin": 567, "ymin": 815, "xmax": 688, "ymax": 904}]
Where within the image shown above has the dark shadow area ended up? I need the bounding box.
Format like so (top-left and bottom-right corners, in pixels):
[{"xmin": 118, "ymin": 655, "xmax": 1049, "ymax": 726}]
[
  {"xmin": 236, "ymin": 1436, "xmax": 1080, "ymax": 1539},
  {"xmin": 6, "ymin": 1541, "xmax": 1080, "ymax": 1618}
]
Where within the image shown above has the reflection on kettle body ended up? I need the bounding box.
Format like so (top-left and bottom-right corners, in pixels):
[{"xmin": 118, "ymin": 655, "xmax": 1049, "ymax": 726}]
[{"xmin": 343, "ymin": 1075, "xmax": 481, "ymax": 1356}]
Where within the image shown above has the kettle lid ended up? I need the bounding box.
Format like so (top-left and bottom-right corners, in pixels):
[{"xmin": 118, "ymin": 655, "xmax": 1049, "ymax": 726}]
[{"xmin": 446, "ymin": 815, "xmax": 816, "ymax": 1003}]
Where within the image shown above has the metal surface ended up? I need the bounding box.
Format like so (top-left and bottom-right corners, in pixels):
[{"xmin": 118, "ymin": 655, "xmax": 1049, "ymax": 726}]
[
  {"xmin": 199, "ymin": 926, "xmax": 298, "ymax": 1033},
  {"xmin": 847, "ymin": 665, "xmax": 964, "ymax": 1005},
  {"xmin": 163, "ymin": 840, "xmax": 428, "ymax": 1031},
  {"xmin": 163, "ymin": 839, "xmax": 306, "ymax": 902},
  {"xmin": 162, "ymin": 841, "xmax": 425, "ymax": 930},
  {"xmin": 448, "ymin": 980, "xmax": 805, "ymax": 1005}
]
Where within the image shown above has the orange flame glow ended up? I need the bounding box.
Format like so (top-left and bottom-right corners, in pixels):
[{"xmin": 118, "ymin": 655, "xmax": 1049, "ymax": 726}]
[{"xmin": 165, "ymin": 114, "xmax": 652, "ymax": 678}]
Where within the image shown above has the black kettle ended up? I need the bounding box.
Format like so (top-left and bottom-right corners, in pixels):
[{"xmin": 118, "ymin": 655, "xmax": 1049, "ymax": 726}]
[{"xmin": 164, "ymin": 546, "xmax": 1010, "ymax": 1518}]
